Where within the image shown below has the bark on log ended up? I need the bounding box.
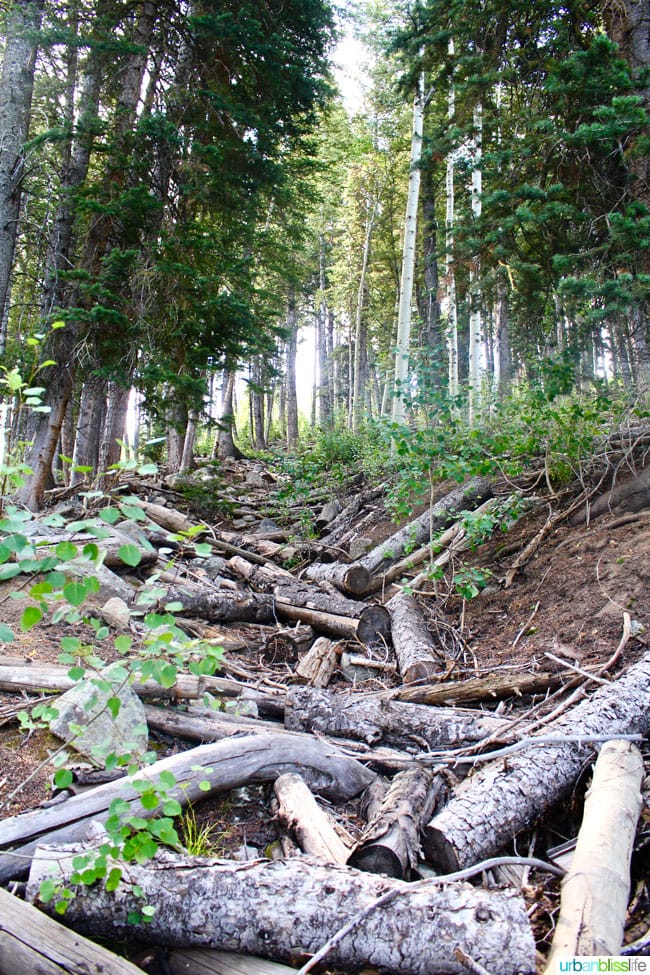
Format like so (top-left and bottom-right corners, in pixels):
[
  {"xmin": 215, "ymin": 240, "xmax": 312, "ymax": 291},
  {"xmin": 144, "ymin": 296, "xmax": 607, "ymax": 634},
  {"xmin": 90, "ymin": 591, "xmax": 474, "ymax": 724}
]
[
  {"xmin": 387, "ymin": 590, "xmax": 448, "ymax": 682},
  {"xmin": 0, "ymin": 734, "xmax": 375, "ymax": 882},
  {"xmin": 354, "ymin": 476, "xmax": 493, "ymax": 583},
  {"xmin": 284, "ymin": 686, "xmax": 511, "ymax": 752},
  {"xmin": 348, "ymin": 766, "xmax": 443, "ymax": 879},
  {"xmin": 169, "ymin": 949, "xmax": 297, "ymax": 975},
  {"xmin": 169, "ymin": 588, "xmax": 277, "ymax": 625},
  {"xmin": 302, "ymin": 560, "xmax": 371, "ymax": 598},
  {"xmin": 394, "ymin": 670, "xmax": 563, "ymax": 706},
  {"xmin": 26, "ymin": 848, "xmax": 536, "ymax": 975},
  {"xmin": 0, "ymin": 886, "xmax": 143, "ymax": 975},
  {"xmin": 272, "ymin": 600, "xmax": 386, "ymax": 644},
  {"xmin": 227, "ymin": 557, "xmax": 390, "ymax": 642},
  {"xmin": 0, "ymin": 658, "xmax": 284, "ymax": 713},
  {"xmin": 424, "ymin": 650, "xmax": 650, "ymax": 872},
  {"xmin": 273, "ymin": 772, "xmax": 352, "ymax": 864},
  {"xmin": 544, "ymin": 739, "xmax": 644, "ymax": 968}
]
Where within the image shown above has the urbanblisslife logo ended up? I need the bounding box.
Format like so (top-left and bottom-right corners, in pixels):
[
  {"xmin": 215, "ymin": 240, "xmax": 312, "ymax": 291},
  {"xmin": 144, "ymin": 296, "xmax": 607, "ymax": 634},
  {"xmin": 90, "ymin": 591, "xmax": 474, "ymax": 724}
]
[{"xmin": 556, "ymin": 960, "xmax": 648, "ymax": 973}]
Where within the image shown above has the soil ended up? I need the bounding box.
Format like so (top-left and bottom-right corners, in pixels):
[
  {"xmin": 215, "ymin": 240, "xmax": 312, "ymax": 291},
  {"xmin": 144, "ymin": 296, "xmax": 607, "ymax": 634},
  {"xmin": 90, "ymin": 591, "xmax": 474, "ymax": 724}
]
[{"xmin": 1, "ymin": 462, "xmax": 649, "ymax": 972}]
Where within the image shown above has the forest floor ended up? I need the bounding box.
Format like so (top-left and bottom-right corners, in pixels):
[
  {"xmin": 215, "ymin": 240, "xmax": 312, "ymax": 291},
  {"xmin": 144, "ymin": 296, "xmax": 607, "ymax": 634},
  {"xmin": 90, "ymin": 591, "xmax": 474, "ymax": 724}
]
[{"xmin": 0, "ymin": 455, "xmax": 649, "ymax": 972}]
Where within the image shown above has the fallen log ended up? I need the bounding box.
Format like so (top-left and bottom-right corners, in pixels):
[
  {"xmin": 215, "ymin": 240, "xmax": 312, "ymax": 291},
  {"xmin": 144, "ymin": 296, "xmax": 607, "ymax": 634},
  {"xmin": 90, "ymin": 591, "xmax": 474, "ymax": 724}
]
[
  {"xmin": 544, "ymin": 739, "xmax": 644, "ymax": 969},
  {"xmin": 348, "ymin": 766, "xmax": 443, "ymax": 879},
  {"xmin": 168, "ymin": 589, "xmax": 277, "ymax": 625},
  {"xmin": 0, "ymin": 658, "xmax": 284, "ymax": 713},
  {"xmin": 168, "ymin": 949, "xmax": 297, "ymax": 975},
  {"xmin": 0, "ymin": 734, "xmax": 375, "ymax": 883},
  {"xmin": 393, "ymin": 669, "xmax": 563, "ymax": 706},
  {"xmin": 273, "ymin": 772, "xmax": 352, "ymax": 864},
  {"xmin": 387, "ymin": 591, "xmax": 448, "ymax": 682},
  {"xmin": 26, "ymin": 847, "xmax": 536, "ymax": 975},
  {"xmin": 354, "ymin": 476, "xmax": 493, "ymax": 583},
  {"xmin": 226, "ymin": 557, "xmax": 391, "ymax": 643},
  {"xmin": 0, "ymin": 886, "xmax": 143, "ymax": 975},
  {"xmin": 423, "ymin": 649, "xmax": 650, "ymax": 872},
  {"xmin": 284, "ymin": 686, "xmax": 511, "ymax": 752},
  {"xmin": 143, "ymin": 704, "xmax": 414, "ymax": 771},
  {"xmin": 302, "ymin": 560, "xmax": 371, "ymax": 598}
]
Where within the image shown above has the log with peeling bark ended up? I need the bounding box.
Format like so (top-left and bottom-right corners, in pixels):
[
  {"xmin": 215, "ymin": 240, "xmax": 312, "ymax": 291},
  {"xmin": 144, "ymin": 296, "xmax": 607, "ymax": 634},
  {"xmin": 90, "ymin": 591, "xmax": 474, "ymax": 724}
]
[
  {"xmin": 0, "ymin": 658, "xmax": 284, "ymax": 713},
  {"xmin": 0, "ymin": 734, "xmax": 375, "ymax": 883},
  {"xmin": 302, "ymin": 560, "xmax": 371, "ymax": 598},
  {"xmin": 26, "ymin": 847, "xmax": 536, "ymax": 975},
  {"xmin": 284, "ymin": 686, "xmax": 512, "ymax": 752},
  {"xmin": 394, "ymin": 669, "xmax": 563, "ymax": 706},
  {"xmin": 544, "ymin": 739, "xmax": 644, "ymax": 969},
  {"xmin": 0, "ymin": 886, "xmax": 144, "ymax": 975},
  {"xmin": 170, "ymin": 578, "xmax": 390, "ymax": 644},
  {"xmin": 273, "ymin": 772, "xmax": 352, "ymax": 864},
  {"xmin": 143, "ymin": 704, "xmax": 414, "ymax": 772},
  {"xmin": 295, "ymin": 636, "xmax": 339, "ymax": 687},
  {"xmin": 348, "ymin": 766, "xmax": 443, "ymax": 879},
  {"xmin": 387, "ymin": 590, "xmax": 448, "ymax": 682},
  {"xmin": 353, "ymin": 476, "xmax": 493, "ymax": 586},
  {"xmin": 227, "ymin": 557, "xmax": 390, "ymax": 641},
  {"xmin": 423, "ymin": 650, "xmax": 650, "ymax": 872}
]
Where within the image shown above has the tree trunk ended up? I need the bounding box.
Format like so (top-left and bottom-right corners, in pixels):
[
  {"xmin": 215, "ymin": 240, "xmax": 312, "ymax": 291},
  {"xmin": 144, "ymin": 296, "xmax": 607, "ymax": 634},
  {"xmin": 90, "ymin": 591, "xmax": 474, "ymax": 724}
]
[
  {"xmin": 71, "ymin": 375, "xmax": 105, "ymax": 483},
  {"xmin": 544, "ymin": 740, "xmax": 644, "ymax": 969},
  {"xmin": 215, "ymin": 370, "xmax": 244, "ymax": 460},
  {"xmin": 387, "ymin": 590, "xmax": 448, "ymax": 683},
  {"xmin": 26, "ymin": 848, "xmax": 536, "ymax": 975},
  {"xmin": 348, "ymin": 766, "xmax": 442, "ymax": 879},
  {"xmin": 98, "ymin": 382, "xmax": 130, "ymax": 473},
  {"xmin": 424, "ymin": 649, "xmax": 650, "ymax": 872},
  {"xmin": 391, "ymin": 71, "xmax": 425, "ymax": 431},
  {"xmin": 273, "ymin": 772, "xmax": 351, "ymax": 864},
  {"xmin": 284, "ymin": 686, "xmax": 511, "ymax": 752},
  {"xmin": 285, "ymin": 296, "xmax": 299, "ymax": 447},
  {"xmin": 0, "ymin": 0, "xmax": 43, "ymax": 339},
  {"xmin": 180, "ymin": 410, "xmax": 198, "ymax": 472},
  {"xmin": 352, "ymin": 198, "xmax": 376, "ymax": 431},
  {"xmin": 468, "ymin": 102, "xmax": 483, "ymax": 422},
  {"xmin": 445, "ymin": 39, "xmax": 459, "ymax": 399}
]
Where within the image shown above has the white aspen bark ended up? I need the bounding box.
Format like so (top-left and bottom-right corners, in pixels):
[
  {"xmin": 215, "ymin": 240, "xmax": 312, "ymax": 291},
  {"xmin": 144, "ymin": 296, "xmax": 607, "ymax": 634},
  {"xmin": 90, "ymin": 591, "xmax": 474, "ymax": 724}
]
[
  {"xmin": 544, "ymin": 740, "xmax": 644, "ymax": 968},
  {"xmin": 468, "ymin": 102, "xmax": 483, "ymax": 422},
  {"xmin": 285, "ymin": 297, "xmax": 299, "ymax": 447},
  {"xmin": 391, "ymin": 71, "xmax": 425, "ymax": 431},
  {"xmin": 445, "ymin": 40, "xmax": 459, "ymax": 399},
  {"xmin": 352, "ymin": 198, "xmax": 377, "ymax": 431}
]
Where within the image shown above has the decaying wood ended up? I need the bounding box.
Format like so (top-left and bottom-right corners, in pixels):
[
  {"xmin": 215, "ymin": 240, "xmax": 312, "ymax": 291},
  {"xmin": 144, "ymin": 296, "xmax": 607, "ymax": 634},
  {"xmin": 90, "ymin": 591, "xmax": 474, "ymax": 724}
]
[
  {"xmin": 227, "ymin": 557, "xmax": 391, "ymax": 642},
  {"xmin": 348, "ymin": 766, "xmax": 443, "ymax": 879},
  {"xmin": 302, "ymin": 560, "xmax": 371, "ymax": 598},
  {"xmin": 169, "ymin": 949, "xmax": 297, "ymax": 975},
  {"xmin": 0, "ymin": 734, "xmax": 375, "ymax": 882},
  {"xmin": 0, "ymin": 886, "xmax": 143, "ymax": 975},
  {"xmin": 423, "ymin": 650, "xmax": 650, "ymax": 872},
  {"xmin": 26, "ymin": 847, "xmax": 536, "ymax": 975},
  {"xmin": 544, "ymin": 739, "xmax": 644, "ymax": 969},
  {"xmin": 284, "ymin": 686, "xmax": 511, "ymax": 752},
  {"xmin": 394, "ymin": 669, "xmax": 563, "ymax": 706},
  {"xmin": 168, "ymin": 588, "xmax": 277, "ymax": 625},
  {"xmin": 354, "ymin": 476, "xmax": 493, "ymax": 581},
  {"xmin": 295, "ymin": 637, "xmax": 339, "ymax": 687},
  {"xmin": 387, "ymin": 590, "xmax": 447, "ymax": 682},
  {"xmin": 0, "ymin": 658, "xmax": 284, "ymax": 713},
  {"xmin": 273, "ymin": 772, "xmax": 352, "ymax": 864}
]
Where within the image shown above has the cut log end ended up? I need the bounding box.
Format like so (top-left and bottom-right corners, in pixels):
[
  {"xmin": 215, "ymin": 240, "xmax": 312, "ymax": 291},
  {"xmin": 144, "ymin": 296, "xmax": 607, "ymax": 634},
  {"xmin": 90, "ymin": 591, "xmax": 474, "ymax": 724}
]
[
  {"xmin": 347, "ymin": 845, "xmax": 403, "ymax": 878},
  {"xmin": 357, "ymin": 605, "xmax": 391, "ymax": 644},
  {"xmin": 422, "ymin": 825, "xmax": 462, "ymax": 873}
]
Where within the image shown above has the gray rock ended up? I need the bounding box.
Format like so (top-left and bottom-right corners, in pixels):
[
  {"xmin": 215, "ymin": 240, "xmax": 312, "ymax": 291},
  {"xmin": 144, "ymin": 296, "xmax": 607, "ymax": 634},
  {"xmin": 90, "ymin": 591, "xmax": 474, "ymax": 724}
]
[
  {"xmin": 99, "ymin": 597, "xmax": 131, "ymax": 631},
  {"xmin": 256, "ymin": 518, "xmax": 282, "ymax": 534},
  {"xmin": 191, "ymin": 555, "xmax": 226, "ymax": 580},
  {"xmin": 348, "ymin": 536, "xmax": 373, "ymax": 560},
  {"xmin": 49, "ymin": 667, "xmax": 148, "ymax": 765},
  {"xmin": 64, "ymin": 560, "xmax": 135, "ymax": 604}
]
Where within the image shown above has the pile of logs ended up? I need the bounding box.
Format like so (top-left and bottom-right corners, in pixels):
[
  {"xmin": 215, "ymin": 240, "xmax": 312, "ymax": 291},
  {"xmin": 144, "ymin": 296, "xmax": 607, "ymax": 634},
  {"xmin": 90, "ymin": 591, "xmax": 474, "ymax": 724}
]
[{"xmin": 0, "ymin": 467, "xmax": 648, "ymax": 975}]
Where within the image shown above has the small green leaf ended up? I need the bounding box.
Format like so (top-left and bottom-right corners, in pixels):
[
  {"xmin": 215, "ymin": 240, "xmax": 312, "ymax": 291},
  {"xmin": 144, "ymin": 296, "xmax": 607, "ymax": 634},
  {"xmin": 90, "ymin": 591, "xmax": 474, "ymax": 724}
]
[
  {"xmin": 67, "ymin": 666, "xmax": 86, "ymax": 681},
  {"xmin": 114, "ymin": 635, "xmax": 132, "ymax": 653},
  {"xmin": 53, "ymin": 768, "xmax": 73, "ymax": 789},
  {"xmin": 198, "ymin": 780, "xmax": 211, "ymax": 792},
  {"xmin": 63, "ymin": 581, "xmax": 88, "ymax": 607},
  {"xmin": 55, "ymin": 541, "xmax": 78, "ymax": 561},
  {"xmin": 118, "ymin": 544, "xmax": 142, "ymax": 567},
  {"xmin": 107, "ymin": 696, "xmax": 121, "ymax": 719},
  {"xmin": 99, "ymin": 507, "xmax": 121, "ymax": 525},
  {"xmin": 105, "ymin": 867, "xmax": 122, "ymax": 892},
  {"xmin": 20, "ymin": 605, "xmax": 43, "ymax": 631},
  {"xmin": 140, "ymin": 791, "xmax": 159, "ymax": 811},
  {"xmin": 0, "ymin": 623, "xmax": 15, "ymax": 642}
]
